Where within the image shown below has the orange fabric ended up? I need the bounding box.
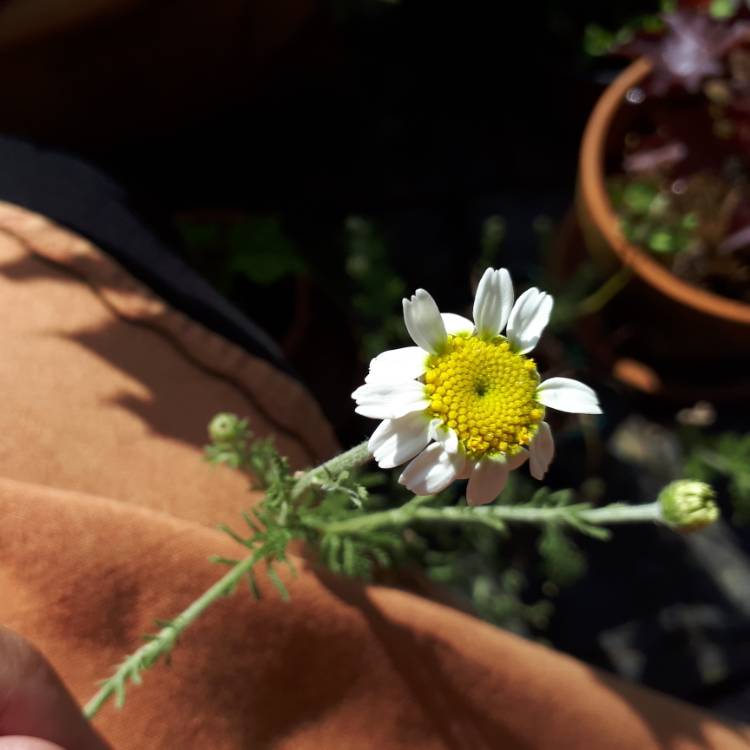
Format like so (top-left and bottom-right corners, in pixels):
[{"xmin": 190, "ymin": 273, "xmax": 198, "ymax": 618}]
[
  {"xmin": 0, "ymin": 201, "xmax": 336, "ymax": 523},
  {"xmin": 0, "ymin": 201, "xmax": 748, "ymax": 749}
]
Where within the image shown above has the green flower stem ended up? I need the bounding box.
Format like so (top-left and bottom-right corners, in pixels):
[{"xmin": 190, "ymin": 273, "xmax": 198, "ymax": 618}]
[
  {"xmin": 572, "ymin": 502, "xmax": 663, "ymax": 524},
  {"xmin": 576, "ymin": 266, "xmax": 632, "ymax": 316},
  {"xmin": 85, "ymin": 444, "xmax": 372, "ymax": 720},
  {"xmin": 83, "ymin": 546, "xmax": 265, "ymax": 720},
  {"xmin": 316, "ymin": 501, "xmax": 663, "ymax": 536},
  {"xmin": 291, "ymin": 440, "xmax": 371, "ymax": 499}
]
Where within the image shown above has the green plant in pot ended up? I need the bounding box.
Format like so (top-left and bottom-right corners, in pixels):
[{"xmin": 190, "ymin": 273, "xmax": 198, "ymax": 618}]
[{"xmin": 577, "ymin": 1, "xmax": 750, "ymax": 398}]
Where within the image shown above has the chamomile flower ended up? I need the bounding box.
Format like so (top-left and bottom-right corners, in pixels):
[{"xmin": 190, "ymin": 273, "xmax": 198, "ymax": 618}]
[{"xmin": 352, "ymin": 268, "xmax": 602, "ymax": 506}]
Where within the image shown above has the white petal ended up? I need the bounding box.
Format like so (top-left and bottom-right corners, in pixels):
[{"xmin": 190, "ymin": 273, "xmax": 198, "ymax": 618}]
[
  {"xmin": 352, "ymin": 381, "xmax": 429, "ymax": 419},
  {"xmin": 473, "ymin": 267, "xmax": 514, "ymax": 337},
  {"xmin": 537, "ymin": 377, "xmax": 602, "ymax": 415},
  {"xmin": 529, "ymin": 421, "xmax": 555, "ymax": 480},
  {"xmin": 507, "ymin": 449, "xmax": 529, "ymax": 471},
  {"xmin": 506, "ymin": 287, "xmax": 553, "ymax": 354},
  {"xmin": 403, "ymin": 289, "xmax": 447, "ymax": 354},
  {"xmin": 429, "ymin": 420, "xmax": 459, "ymax": 454},
  {"xmin": 365, "ymin": 346, "xmax": 427, "ymax": 385},
  {"xmin": 466, "ymin": 458, "xmax": 510, "ymax": 506},
  {"xmin": 368, "ymin": 413, "xmax": 432, "ymax": 469},
  {"xmin": 441, "ymin": 312, "xmax": 475, "ymax": 335},
  {"xmin": 455, "ymin": 460, "xmax": 474, "ymax": 480},
  {"xmin": 398, "ymin": 443, "xmax": 464, "ymax": 495}
]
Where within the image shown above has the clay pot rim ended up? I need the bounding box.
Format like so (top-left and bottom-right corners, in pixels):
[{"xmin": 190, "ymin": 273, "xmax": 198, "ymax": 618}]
[{"xmin": 579, "ymin": 57, "xmax": 750, "ymax": 326}]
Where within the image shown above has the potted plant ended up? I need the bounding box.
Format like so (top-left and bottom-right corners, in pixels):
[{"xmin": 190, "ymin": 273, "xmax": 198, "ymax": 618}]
[{"xmin": 577, "ymin": 3, "xmax": 750, "ymax": 382}]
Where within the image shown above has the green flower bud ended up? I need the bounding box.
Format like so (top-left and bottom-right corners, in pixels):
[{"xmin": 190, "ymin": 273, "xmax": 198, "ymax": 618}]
[
  {"xmin": 208, "ymin": 413, "xmax": 244, "ymax": 443},
  {"xmin": 658, "ymin": 480, "xmax": 720, "ymax": 533}
]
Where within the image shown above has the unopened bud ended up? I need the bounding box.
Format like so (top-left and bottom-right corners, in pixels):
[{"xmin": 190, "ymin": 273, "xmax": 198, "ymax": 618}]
[
  {"xmin": 208, "ymin": 413, "xmax": 244, "ymax": 443},
  {"xmin": 658, "ymin": 480, "xmax": 719, "ymax": 532}
]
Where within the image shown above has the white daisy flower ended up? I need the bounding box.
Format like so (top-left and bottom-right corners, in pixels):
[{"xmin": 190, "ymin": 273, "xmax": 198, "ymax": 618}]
[{"xmin": 352, "ymin": 268, "xmax": 602, "ymax": 506}]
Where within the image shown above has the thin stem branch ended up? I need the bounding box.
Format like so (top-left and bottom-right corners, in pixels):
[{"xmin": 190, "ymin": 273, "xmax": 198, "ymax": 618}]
[
  {"xmin": 85, "ymin": 443, "xmax": 372, "ymax": 719},
  {"xmin": 291, "ymin": 441, "xmax": 371, "ymax": 499},
  {"xmin": 84, "ymin": 547, "xmax": 265, "ymax": 720},
  {"xmin": 577, "ymin": 502, "xmax": 662, "ymax": 524},
  {"xmin": 576, "ymin": 266, "xmax": 632, "ymax": 316},
  {"xmin": 315, "ymin": 501, "xmax": 663, "ymax": 536}
]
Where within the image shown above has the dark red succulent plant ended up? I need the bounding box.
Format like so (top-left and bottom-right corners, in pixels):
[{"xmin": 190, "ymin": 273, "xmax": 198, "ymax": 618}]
[
  {"xmin": 676, "ymin": 0, "xmax": 713, "ymax": 9},
  {"xmin": 608, "ymin": 7, "xmax": 750, "ymax": 302},
  {"xmin": 618, "ymin": 10, "xmax": 750, "ymax": 94}
]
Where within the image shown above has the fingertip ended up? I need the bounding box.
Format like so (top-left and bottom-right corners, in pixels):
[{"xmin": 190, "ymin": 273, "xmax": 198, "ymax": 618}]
[
  {"xmin": 0, "ymin": 629, "xmax": 110, "ymax": 750},
  {"xmin": 0, "ymin": 738, "xmax": 66, "ymax": 750}
]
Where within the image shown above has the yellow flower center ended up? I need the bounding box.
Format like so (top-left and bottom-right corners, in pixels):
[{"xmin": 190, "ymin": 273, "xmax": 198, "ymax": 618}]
[{"xmin": 424, "ymin": 334, "xmax": 543, "ymax": 459}]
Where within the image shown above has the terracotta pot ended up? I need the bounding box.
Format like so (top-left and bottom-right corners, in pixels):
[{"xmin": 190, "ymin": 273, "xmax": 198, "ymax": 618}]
[{"xmin": 577, "ymin": 59, "xmax": 750, "ymax": 366}]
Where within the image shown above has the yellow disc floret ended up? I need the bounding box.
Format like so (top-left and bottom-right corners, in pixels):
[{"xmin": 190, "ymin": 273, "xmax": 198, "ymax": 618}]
[{"xmin": 424, "ymin": 334, "xmax": 543, "ymax": 459}]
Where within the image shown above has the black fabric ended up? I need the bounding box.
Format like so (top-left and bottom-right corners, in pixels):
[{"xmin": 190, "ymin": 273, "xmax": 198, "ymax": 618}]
[{"xmin": 0, "ymin": 135, "xmax": 289, "ymax": 374}]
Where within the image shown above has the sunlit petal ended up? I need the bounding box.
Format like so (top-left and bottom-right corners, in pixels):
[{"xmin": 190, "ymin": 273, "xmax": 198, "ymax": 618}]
[
  {"xmin": 466, "ymin": 458, "xmax": 510, "ymax": 506},
  {"xmin": 403, "ymin": 289, "xmax": 447, "ymax": 354},
  {"xmin": 537, "ymin": 377, "xmax": 602, "ymax": 414},
  {"xmin": 441, "ymin": 312, "xmax": 475, "ymax": 335},
  {"xmin": 529, "ymin": 422, "xmax": 555, "ymax": 480},
  {"xmin": 365, "ymin": 346, "xmax": 428, "ymax": 385},
  {"xmin": 399, "ymin": 444, "xmax": 465, "ymax": 495},
  {"xmin": 506, "ymin": 287, "xmax": 554, "ymax": 354},
  {"xmin": 473, "ymin": 267, "xmax": 514, "ymax": 337},
  {"xmin": 352, "ymin": 381, "xmax": 429, "ymax": 419},
  {"xmin": 368, "ymin": 412, "xmax": 432, "ymax": 469}
]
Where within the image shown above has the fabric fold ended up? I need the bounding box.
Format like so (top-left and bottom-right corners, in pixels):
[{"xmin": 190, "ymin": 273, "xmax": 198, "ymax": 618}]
[{"xmin": 3, "ymin": 476, "xmax": 749, "ymax": 750}]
